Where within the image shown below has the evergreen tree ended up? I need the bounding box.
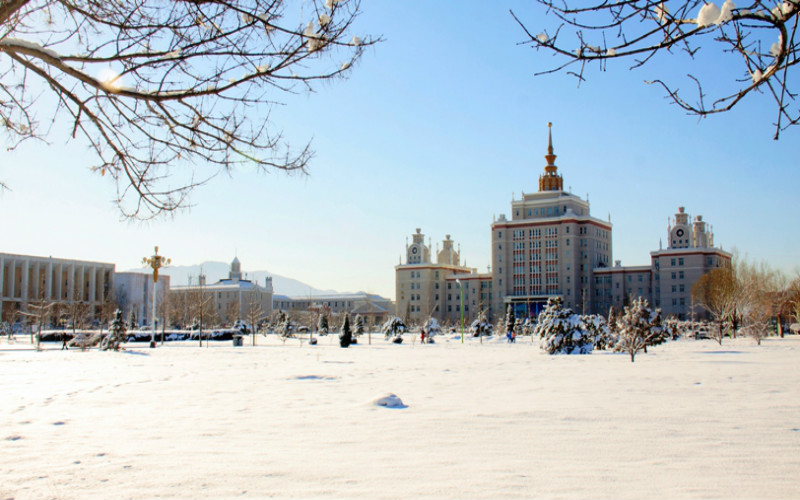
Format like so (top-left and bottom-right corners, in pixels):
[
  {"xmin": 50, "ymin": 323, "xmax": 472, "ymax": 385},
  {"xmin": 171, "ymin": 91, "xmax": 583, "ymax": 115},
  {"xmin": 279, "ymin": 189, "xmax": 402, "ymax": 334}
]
[
  {"xmin": 317, "ymin": 314, "xmax": 329, "ymax": 336},
  {"xmin": 505, "ymin": 305, "xmax": 516, "ymax": 336},
  {"xmin": 128, "ymin": 310, "xmax": 138, "ymax": 329},
  {"xmin": 422, "ymin": 317, "xmax": 441, "ymax": 343},
  {"xmin": 584, "ymin": 314, "xmax": 615, "ymax": 350},
  {"xmin": 534, "ymin": 297, "xmax": 593, "ymax": 355},
  {"xmin": 339, "ymin": 314, "xmax": 352, "ymax": 348},
  {"xmin": 102, "ymin": 308, "xmax": 128, "ymax": 351},
  {"xmin": 614, "ymin": 297, "xmax": 667, "ymax": 362},
  {"xmin": 470, "ymin": 312, "xmax": 493, "ymax": 338},
  {"xmin": 353, "ymin": 315, "xmax": 365, "ymax": 343},
  {"xmin": 381, "ymin": 317, "xmax": 406, "ymax": 341},
  {"xmin": 280, "ymin": 313, "xmax": 294, "ymax": 342}
]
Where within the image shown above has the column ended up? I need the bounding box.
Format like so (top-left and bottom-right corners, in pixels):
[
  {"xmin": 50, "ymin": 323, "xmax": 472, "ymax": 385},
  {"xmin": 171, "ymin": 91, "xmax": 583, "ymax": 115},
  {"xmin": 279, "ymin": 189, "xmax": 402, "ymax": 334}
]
[
  {"xmin": 21, "ymin": 259, "xmax": 29, "ymax": 308},
  {"xmin": 31, "ymin": 261, "xmax": 40, "ymax": 300},
  {"xmin": 89, "ymin": 267, "xmax": 97, "ymax": 304},
  {"xmin": 55, "ymin": 263, "xmax": 63, "ymax": 300},
  {"xmin": 45, "ymin": 260, "xmax": 53, "ymax": 301},
  {"xmin": 67, "ymin": 264, "xmax": 75, "ymax": 301},
  {"xmin": 8, "ymin": 259, "xmax": 15, "ymax": 300},
  {"xmin": 0, "ymin": 256, "xmax": 5, "ymax": 316}
]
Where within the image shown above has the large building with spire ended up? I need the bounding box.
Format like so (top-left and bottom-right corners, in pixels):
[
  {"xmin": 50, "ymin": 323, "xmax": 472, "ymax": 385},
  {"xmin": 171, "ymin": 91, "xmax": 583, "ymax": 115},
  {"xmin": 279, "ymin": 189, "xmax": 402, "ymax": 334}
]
[
  {"xmin": 395, "ymin": 123, "xmax": 731, "ymax": 324},
  {"xmin": 491, "ymin": 123, "xmax": 612, "ymax": 318}
]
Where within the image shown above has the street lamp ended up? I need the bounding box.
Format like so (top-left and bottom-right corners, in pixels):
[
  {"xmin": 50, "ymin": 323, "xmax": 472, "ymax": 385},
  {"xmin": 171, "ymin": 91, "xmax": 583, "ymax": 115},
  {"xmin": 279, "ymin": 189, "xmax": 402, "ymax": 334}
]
[
  {"xmin": 456, "ymin": 278, "xmax": 464, "ymax": 343},
  {"xmin": 143, "ymin": 246, "xmax": 170, "ymax": 348}
]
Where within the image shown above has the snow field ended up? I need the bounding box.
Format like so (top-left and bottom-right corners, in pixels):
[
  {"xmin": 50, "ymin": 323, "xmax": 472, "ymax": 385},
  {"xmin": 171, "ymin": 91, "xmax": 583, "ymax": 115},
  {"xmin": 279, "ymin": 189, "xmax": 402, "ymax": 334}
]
[{"xmin": 1, "ymin": 334, "xmax": 799, "ymax": 499}]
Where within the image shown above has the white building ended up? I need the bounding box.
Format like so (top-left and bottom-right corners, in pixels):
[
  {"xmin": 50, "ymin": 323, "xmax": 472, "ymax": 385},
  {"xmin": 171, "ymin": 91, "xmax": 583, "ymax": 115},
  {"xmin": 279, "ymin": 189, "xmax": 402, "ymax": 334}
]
[
  {"xmin": 1, "ymin": 253, "xmax": 115, "ymax": 322},
  {"xmin": 114, "ymin": 272, "xmax": 170, "ymax": 327}
]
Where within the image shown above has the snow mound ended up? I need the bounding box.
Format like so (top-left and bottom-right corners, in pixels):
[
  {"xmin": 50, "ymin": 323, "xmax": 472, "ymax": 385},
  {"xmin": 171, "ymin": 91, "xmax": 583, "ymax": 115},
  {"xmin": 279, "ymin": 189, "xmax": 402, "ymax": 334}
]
[{"xmin": 372, "ymin": 393, "xmax": 407, "ymax": 409}]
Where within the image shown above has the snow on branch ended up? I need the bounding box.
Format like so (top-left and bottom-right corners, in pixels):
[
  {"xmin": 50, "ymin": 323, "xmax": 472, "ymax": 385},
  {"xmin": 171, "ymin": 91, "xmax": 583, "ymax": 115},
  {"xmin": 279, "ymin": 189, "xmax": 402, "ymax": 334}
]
[{"xmin": 512, "ymin": 0, "xmax": 800, "ymax": 139}]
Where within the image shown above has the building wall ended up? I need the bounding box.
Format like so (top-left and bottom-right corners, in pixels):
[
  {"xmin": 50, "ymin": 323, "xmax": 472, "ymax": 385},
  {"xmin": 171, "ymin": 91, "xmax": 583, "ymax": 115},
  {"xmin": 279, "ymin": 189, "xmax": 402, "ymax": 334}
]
[
  {"xmin": 0, "ymin": 253, "xmax": 115, "ymax": 322},
  {"xmin": 114, "ymin": 272, "xmax": 170, "ymax": 327}
]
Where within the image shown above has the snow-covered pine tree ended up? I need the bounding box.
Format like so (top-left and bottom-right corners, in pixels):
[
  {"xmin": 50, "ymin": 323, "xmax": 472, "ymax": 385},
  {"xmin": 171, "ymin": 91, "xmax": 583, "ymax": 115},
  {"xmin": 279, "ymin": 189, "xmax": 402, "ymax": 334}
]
[
  {"xmin": 505, "ymin": 305, "xmax": 516, "ymax": 338},
  {"xmin": 280, "ymin": 313, "xmax": 294, "ymax": 343},
  {"xmin": 423, "ymin": 317, "xmax": 441, "ymax": 343},
  {"xmin": 381, "ymin": 316, "xmax": 406, "ymax": 342},
  {"xmin": 339, "ymin": 313, "xmax": 352, "ymax": 348},
  {"xmin": 470, "ymin": 313, "xmax": 493, "ymax": 338},
  {"xmin": 102, "ymin": 308, "xmax": 128, "ymax": 351},
  {"xmin": 353, "ymin": 314, "xmax": 365, "ymax": 343},
  {"xmin": 317, "ymin": 314, "xmax": 329, "ymax": 336},
  {"xmin": 614, "ymin": 297, "xmax": 666, "ymax": 362},
  {"xmin": 583, "ymin": 314, "xmax": 615, "ymax": 350},
  {"xmin": 534, "ymin": 297, "xmax": 593, "ymax": 355},
  {"xmin": 128, "ymin": 310, "xmax": 138, "ymax": 330}
]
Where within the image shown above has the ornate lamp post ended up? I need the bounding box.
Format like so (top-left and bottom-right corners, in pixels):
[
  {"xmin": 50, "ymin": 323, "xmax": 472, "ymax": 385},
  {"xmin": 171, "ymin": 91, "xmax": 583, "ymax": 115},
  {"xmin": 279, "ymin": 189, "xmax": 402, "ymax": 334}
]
[{"xmin": 143, "ymin": 246, "xmax": 170, "ymax": 348}]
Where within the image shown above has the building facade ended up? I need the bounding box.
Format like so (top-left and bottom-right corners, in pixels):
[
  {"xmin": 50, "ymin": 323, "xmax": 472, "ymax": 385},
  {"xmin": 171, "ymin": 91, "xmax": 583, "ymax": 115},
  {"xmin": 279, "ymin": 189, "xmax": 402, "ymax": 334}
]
[
  {"xmin": 273, "ymin": 292, "xmax": 393, "ymax": 326},
  {"xmin": 491, "ymin": 124, "xmax": 612, "ymax": 318},
  {"xmin": 593, "ymin": 207, "xmax": 731, "ymax": 319},
  {"xmin": 394, "ymin": 229, "xmax": 478, "ymax": 324},
  {"xmin": 395, "ymin": 124, "xmax": 732, "ymax": 323},
  {"xmin": 0, "ymin": 253, "xmax": 115, "ymax": 322},
  {"xmin": 168, "ymin": 257, "xmax": 274, "ymax": 326},
  {"xmin": 114, "ymin": 272, "xmax": 171, "ymax": 327}
]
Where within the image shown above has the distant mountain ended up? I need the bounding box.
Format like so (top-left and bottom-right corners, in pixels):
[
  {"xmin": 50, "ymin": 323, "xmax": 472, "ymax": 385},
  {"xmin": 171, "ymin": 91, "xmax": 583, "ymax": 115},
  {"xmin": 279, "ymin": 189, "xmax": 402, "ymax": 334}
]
[{"xmin": 128, "ymin": 261, "xmax": 338, "ymax": 297}]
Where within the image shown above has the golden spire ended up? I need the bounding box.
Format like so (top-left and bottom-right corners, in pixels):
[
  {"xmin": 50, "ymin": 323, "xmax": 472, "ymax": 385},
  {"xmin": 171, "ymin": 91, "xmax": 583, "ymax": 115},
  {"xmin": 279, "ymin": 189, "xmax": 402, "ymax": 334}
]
[
  {"xmin": 544, "ymin": 122, "xmax": 557, "ymax": 170},
  {"xmin": 539, "ymin": 122, "xmax": 563, "ymax": 192}
]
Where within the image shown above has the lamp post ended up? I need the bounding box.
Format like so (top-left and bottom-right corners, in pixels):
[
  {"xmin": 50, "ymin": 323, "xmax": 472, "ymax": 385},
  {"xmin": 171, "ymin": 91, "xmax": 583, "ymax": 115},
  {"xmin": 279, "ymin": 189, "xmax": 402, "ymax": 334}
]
[
  {"xmin": 143, "ymin": 246, "xmax": 170, "ymax": 348},
  {"xmin": 456, "ymin": 278, "xmax": 464, "ymax": 343}
]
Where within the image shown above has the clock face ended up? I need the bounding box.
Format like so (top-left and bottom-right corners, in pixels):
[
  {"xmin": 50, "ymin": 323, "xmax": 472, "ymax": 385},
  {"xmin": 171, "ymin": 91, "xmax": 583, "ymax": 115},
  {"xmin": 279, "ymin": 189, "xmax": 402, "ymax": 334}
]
[
  {"xmin": 676, "ymin": 228, "xmax": 685, "ymax": 238},
  {"xmin": 411, "ymin": 246, "xmax": 418, "ymax": 254}
]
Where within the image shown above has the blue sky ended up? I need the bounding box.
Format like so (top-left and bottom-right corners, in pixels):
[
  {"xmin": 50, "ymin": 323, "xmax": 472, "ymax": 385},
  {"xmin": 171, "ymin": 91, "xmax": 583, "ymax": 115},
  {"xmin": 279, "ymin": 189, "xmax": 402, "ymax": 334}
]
[{"xmin": 2, "ymin": 2, "xmax": 798, "ymax": 299}]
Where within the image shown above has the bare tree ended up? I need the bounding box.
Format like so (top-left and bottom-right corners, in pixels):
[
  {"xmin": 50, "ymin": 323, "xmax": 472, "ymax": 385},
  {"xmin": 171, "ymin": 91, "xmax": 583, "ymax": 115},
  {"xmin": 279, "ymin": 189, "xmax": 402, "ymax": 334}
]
[
  {"xmin": 245, "ymin": 291, "xmax": 263, "ymax": 345},
  {"xmin": 692, "ymin": 267, "xmax": 738, "ymax": 344},
  {"xmin": 1, "ymin": 0, "xmax": 377, "ymax": 217},
  {"xmin": 513, "ymin": 0, "xmax": 800, "ymax": 139}
]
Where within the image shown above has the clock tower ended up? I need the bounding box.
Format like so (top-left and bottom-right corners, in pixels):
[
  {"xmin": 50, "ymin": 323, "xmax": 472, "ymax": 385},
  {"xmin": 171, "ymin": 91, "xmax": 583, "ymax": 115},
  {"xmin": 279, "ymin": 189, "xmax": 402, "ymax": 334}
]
[
  {"xmin": 668, "ymin": 206, "xmax": 692, "ymax": 249},
  {"xmin": 406, "ymin": 228, "xmax": 431, "ymax": 264}
]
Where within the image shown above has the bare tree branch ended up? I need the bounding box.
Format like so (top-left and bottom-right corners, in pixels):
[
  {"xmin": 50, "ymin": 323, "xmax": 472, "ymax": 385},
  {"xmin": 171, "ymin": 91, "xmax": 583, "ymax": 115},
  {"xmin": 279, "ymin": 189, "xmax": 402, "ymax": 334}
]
[
  {"xmin": 0, "ymin": 0, "xmax": 379, "ymax": 217},
  {"xmin": 513, "ymin": 0, "xmax": 800, "ymax": 139}
]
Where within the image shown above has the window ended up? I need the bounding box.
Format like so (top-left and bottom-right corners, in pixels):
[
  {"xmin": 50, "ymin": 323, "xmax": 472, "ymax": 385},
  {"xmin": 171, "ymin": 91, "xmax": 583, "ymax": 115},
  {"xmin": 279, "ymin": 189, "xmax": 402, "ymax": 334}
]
[
  {"xmin": 671, "ymin": 258, "xmax": 676, "ymax": 266},
  {"xmin": 671, "ymin": 272, "xmax": 676, "ymax": 279},
  {"xmin": 679, "ymin": 271, "xmax": 685, "ymax": 279},
  {"xmin": 679, "ymin": 258, "xmax": 684, "ymax": 266}
]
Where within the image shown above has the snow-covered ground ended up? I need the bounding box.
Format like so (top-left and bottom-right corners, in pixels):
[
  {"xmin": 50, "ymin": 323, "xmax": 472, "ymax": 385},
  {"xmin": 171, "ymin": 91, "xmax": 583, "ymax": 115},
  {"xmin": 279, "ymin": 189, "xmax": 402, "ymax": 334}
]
[{"xmin": 2, "ymin": 334, "xmax": 798, "ymax": 499}]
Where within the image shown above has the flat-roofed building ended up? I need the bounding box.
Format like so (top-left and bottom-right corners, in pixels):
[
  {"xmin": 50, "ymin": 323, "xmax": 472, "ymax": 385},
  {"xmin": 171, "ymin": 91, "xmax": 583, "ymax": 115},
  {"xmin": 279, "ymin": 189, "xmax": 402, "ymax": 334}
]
[{"xmin": 0, "ymin": 253, "xmax": 115, "ymax": 322}]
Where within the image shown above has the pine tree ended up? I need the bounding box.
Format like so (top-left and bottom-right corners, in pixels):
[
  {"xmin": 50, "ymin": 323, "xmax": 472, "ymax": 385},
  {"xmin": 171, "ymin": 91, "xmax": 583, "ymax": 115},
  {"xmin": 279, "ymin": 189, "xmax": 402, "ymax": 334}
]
[
  {"xmin": 614, "ymin": 297, "xmax": 667, "ymax": 362},
  {"xmin": 102, "ymin": 308, "xmax": 128, "ymax": 351},
  {"xmin": 317, "ymin": 314, "xmax": 329, "ymax": 336},
  {"xmin": 583, "ymin": 314, "xmax": 615, "ymax": 350},
  {"xmin": 423, "ymin": 317, "xmax": 442, "ymax": 343},
  {"xmin": 505, "ymin": 305, "xmax": 516, "ymax": 337},
  {"xmin": 534, "ymin": 297, "xmax": 593, "ymax": 355},
  {"xmin": 381, "ymin": 316, "xmax": 406, "ymax": 343},
  {"xmin": 339, "ymin": 314, "xmax": 352, "ymax": 348},
  {"xmin": 353, "ymin": 314, "xmax": 365, "ymax": 343}
]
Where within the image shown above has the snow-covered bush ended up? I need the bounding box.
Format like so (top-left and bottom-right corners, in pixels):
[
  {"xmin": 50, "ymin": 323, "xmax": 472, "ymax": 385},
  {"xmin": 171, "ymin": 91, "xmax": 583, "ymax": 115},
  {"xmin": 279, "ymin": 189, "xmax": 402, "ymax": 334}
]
[
  {"xmin": 614, "ymin": 297, "xmax": 666, "ymax": 362},
  {"xmin": 101, "ymin": 309, "xmax": 127, "ymax": 351},
  {"xmin": 583, "ymin": 314, "xmax": 615, "ymax": 350},
  {"xmin": 534, "ymin": 297, "xmax": 593, "ymax": 355},
  {"xmin": 382, "ymin": 317, "xmax": 406, "ymax": 341},
  {"xmin": 422, "ymin": 317, "xmax": 441, "ymax": 343},
  {"xmin": 470, "ymin": 315, "xmax": 493, "ymax": 338}
]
